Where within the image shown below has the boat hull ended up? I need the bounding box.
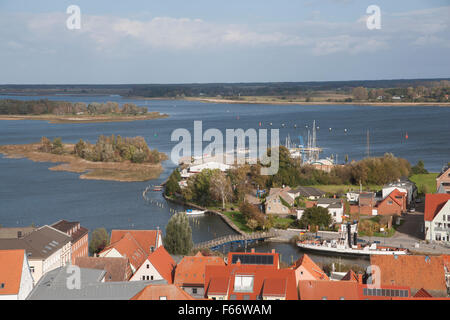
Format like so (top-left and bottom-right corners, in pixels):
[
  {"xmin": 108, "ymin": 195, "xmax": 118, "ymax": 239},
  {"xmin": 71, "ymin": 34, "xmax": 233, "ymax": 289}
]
[{"xmin": 297, "ymin": 243, "xmax": 408, "ymax": 256}]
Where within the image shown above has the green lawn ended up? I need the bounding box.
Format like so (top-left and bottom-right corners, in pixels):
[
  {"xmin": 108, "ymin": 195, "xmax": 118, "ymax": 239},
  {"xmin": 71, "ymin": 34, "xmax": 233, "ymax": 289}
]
[
  {"xmin": 223, "ymin": 211, "xmax": 253, "ymax": 233},
  {"xmin": 409, "ymin": 173, "xmax": 438, "ymax": 194},
  {"xmin": 306, "ymin": 184, "xmax": 382, "ymax": 194}
]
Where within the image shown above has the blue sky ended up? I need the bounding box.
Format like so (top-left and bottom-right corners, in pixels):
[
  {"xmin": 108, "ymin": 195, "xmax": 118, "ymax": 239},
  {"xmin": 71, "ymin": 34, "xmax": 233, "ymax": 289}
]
[{"xmin": 0, "ymin": 0, "xmax": 449, "ymax": 84}]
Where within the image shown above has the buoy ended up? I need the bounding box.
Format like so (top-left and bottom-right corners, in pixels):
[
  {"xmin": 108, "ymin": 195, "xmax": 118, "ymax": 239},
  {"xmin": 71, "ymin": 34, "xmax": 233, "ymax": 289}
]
[
  {"xmin": 259, "ymin": 122, "xmax": 262, "ymax": 127},
  {"xmin": 405, "ymin": 132, "xmax": 409, "ymax": 140}
]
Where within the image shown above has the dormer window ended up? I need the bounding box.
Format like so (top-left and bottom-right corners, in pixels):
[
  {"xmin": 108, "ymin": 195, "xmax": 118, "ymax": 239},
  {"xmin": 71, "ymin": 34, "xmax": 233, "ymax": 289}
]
[{"xmin": 234, "ymin": 275, "xmax": 254, "ymax": 292}]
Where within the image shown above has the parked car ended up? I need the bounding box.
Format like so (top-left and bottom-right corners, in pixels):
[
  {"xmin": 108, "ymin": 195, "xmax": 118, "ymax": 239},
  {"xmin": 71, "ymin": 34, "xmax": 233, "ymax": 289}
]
[{"xmin": 409, "ymin": 207, "xmax": 416, "ymax": 213}]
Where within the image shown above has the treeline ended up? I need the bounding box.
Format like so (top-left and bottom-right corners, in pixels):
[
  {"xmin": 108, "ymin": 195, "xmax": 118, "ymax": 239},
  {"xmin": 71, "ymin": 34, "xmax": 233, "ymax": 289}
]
[
  {"xmin": 351, "ymin": 80, "xmax": 450, "ymax": 102},
  {"xmin": 0, "ymin": 99, "xmax": 148, "ymax": 115},
  {"xmin": 264, "ymin": 147, "xmax": 411, "ymax": 187},
  {"xmin": 39, "ymin": 135, "xmax": 162, "ymax": 164}
]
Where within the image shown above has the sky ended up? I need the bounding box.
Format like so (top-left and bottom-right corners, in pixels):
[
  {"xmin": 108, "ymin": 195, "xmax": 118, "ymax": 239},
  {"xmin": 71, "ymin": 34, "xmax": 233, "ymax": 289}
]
[{"xmin": 0, "ymin": 0, "xmax": 449, "ymax": 84}]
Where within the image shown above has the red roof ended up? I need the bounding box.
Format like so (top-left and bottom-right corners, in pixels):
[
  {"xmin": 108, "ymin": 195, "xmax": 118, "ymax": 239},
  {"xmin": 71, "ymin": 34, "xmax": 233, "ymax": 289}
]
[
  {"xmin": 0, "ymin": 249, "xmax": 25, "ymax": 296},
  {"xmin": 205, "ymin": 253, "xmax": 297, "ymax": 300},
  {"xmin": 292, "ymin": 254, "xmax": 329, "ymax": 280},
  {"xmin": 131, "ymin": 284, "xmax": 194, "ymax": 300},
  {"xmin": 299, "ymin": 280, "xmax": 360, "ymax": 300},
  {"xmin": 370, "ymin": 255, "xmax": 447, "ymax": 294},
  {"xmin": 174, "ymin": 252, "xmax": 225, "ymax": 286},
  {"xmin": 110, "ymin": 230, "xmax": 161, "ymax": 254},
  {"xmin": 147, "ymin": 246, "xmax": 176, "ymax": 284},
  {"xmin": 101, "ymin": 232, "xmax": 147, "ymax": 270},
  {"xmin": 424, "ymin": 194, "xmax": 450, "ymax": 221},
  {"xmin": 414, "ymin": 288, "xmax": 433, "ymax": 298}
]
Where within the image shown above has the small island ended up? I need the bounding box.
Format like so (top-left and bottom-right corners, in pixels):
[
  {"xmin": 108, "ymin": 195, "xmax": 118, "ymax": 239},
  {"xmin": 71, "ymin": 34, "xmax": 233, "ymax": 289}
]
[
  {"xmin": 0, "ymin": 135, "xmax": 168, "ymax": 182},
  {"xmin": 0, "ymin": 99, "xmax": 168, "ymax": 123}
]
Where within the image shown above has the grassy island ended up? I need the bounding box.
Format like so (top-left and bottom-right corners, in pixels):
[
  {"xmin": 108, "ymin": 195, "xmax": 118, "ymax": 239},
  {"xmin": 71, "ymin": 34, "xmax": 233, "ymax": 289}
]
[
  {"xmin": 0, "ymin": 99, "xmax": 168, "ymax": 123},
  {"xmin": 0, "ymin": 135, "xmax": 167, "ymax": 182}
]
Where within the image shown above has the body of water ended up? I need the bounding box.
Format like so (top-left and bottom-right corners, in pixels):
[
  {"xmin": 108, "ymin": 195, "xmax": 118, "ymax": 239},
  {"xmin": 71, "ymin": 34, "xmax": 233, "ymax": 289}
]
[{"xmin": 1, "ymin": 95, "xmax": 449, "ymax": 265}]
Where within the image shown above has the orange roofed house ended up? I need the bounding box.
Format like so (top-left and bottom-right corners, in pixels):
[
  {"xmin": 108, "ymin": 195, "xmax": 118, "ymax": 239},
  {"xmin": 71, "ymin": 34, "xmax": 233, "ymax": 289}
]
[
  {"xmin": 204, "ymin": 250, "xmax": 298, "ymax": 300},
  {"xmin": 437, "ymin": 165, "xmax": 450, "ymax": 194},
  {"xmin": 174, "ymin": 252, "xmax": 225, "ymax": 299},
  {"xmin": 376, "ymin": 189, "xmax": 407, "ymax": 216},
  {"xmin": 292, "ymin": 254, "xmax": 329, "ymax": 283},
  {"xmin": 370, "ymin": 255, "xmax": 448, "ymax": 297},
  {"xmin": 129, "ymin": 246, "xmax": 176, "ymax": 283},
  {"xmin": 0, "ymin": 249, "xmax": 34, "ymax": 300},
  {"xmin": 99, "ymin": 229, "xmax": 163, "ymax": 275},
  {"xmin": 424, "ymin": 193, "xmax": 450, "ymax": 243}
]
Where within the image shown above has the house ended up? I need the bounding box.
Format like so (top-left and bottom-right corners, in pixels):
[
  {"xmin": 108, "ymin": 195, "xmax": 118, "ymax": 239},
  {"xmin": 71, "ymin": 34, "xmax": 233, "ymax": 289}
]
[
  {"xmin": 370, "ymin": 255, "xmax": 448, "ymax": 297},
  {"xmin": 287, "ymin": 186, "xmax": 326, "ymax": 200},
  {"xmin": 310, "ymin": 159, "xmax": 335, "ymax": 173},
  {"xmin": 437, "ymin": 165, "xmax": 450, "ymax": 194},
  {"xmin": 382, "ymin": 178, "xmax": 417, "ymax": 206},
  {"xmin": 189, "ymin": 161, "xmax": 231, "ymax": 173},
  {"xmin": 0, "ymin": 225, "xmax": 72, "ymax": 283},
  {"xmin": 442, "ymin": 255, "xmax": 450, "ymax": 292},
  {"xmin": 74, "ymin": 257, "xmax": 132, "ymax": 281},
  {"xmin": 27, "ymin": 265, "xmax": 166, "ymax": 300},
  {"xmin": 0, "ymin": 249, "xmax": 34, "ymax": 300},
  {"xmin": 317, "ymin": 198, "xmax": 345, "ymax": 223},
  {"xmin": 376, "ymin": 189, "xmax": 407, "ymax": 216},
  {"xmin": 130, "ymin": 246, "xmax": 176, "ymax": 283},
  {"xmin": 99, "ymin": 229, "xmax": 163, "ymax": 274},
  {"xmin": 424, "ymin": 194, "xmax": 450, "ymax": 243},
  {"xmin": 51, "ymin": 220, "xmax": 89, "ymax": 264},
  {"xmin": 174, "ymin": 252, "xmax": 225, "ymax": 299},
  {"xmin": 265, "ymin": 187, "xmax": 295, "ymax": 215},
  {"xmin": 204, "ymin": 251, "xmax": 297, "ymax": 300},
  {"xmin": 131, "ymin": 284, "xmax": 195, "ymax": 300},
  {"xmin": 292, "ymin": 254, "xmax": 329, "ymax": 283},
  {"xmin": 350, "ymin": 192, "xmax": 376, "ymax": 216}
]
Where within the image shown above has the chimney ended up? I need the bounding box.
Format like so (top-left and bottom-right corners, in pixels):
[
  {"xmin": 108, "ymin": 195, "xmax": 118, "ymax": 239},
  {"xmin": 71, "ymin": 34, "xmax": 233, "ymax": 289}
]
[{"xmin": 251, "ymin": 248, "xmax": 255, "ymax": 253}]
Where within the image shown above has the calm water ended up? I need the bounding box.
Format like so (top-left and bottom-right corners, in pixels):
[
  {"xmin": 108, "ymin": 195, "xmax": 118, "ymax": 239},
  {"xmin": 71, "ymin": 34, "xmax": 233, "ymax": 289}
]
[{"xmin": 1, "ymin": 95, "xmax": 449, "ymax": 264}]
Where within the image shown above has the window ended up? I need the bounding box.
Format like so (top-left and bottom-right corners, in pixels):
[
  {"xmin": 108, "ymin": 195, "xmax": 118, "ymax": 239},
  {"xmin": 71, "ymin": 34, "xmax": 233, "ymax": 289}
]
[
  {"xmin": 388, "ymin": 201, "xmax": 393, "ymax": 205},
  {"xmin": 147, "ymin": 264, "xmax": 150, "ymax": 269},
  {"xmin": 30, "ymin": 266, "xmax": 35, "ymax": 273},
  {"xmin": 0, "ymin": 283, "xmax": 4, "ymax": 289},
  {"xmin": 159, "ymin": 296, "xmax": 167, "ymax": 300},
  {"xmin": 151, "ymin": 276, "xmax": 154, "ymax": 280},
  {"xmin": 192, "ymin": 288, "xmax": 198, "ymax": 294},
  {"xmin": 234, "ymin": 275, "xmax": 254, "ymax": 292},
  {"xmin": 322, "ymin": 297, "xmax": 327, "ymax": 300}
]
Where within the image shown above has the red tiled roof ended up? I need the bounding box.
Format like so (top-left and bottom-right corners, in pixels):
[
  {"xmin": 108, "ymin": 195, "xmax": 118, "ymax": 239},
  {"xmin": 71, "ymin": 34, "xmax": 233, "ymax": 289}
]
[
  {"xmin": 386, "ymin": 189, "xmax": 406, "ymax": 207},
  {"xmin": 174, "ymin": 252, "xmax": 225, "ymax": 286},
  {"xmin": 292, "ymin": 254, "xmax": 329, "ymax": 280},
  {"xmin": 341, "ymin": 270, "xmax": 359, "ymax": 282},
  {"xmin": 130, "ymin": 284, "xmax": 194, "ymax": 300},
  {"xmin": 299, "ymin": 280, "xmax": 359, "ymax": 300},
  {"xmin": 0, "ymin": 249, "xmax": 25, "ymax": 295},
  {"xmin": 101, "ymin": 232, "xmax": 147, "ymax": 270},
  {"xmin": 147, "ymin": 246, "xmax": 176, "ymax": 284},
  {"xmin": 424, "ymin": 194, "xmax": 450, "ymax": 221},
  {"xmin": 110, "ymin": 230, "xmax": 161, "ymax": 254},
  {"xmin": 262, "ymin": 278, "xmax": 287, "ymax": 297},
  {"xmin": 205, "ymin": 256, "xmax": 297, "ymax": 300},
  {"xmin": 370, "ymin": 255, "xmax": 447, "ymax": 294},
  {"xmin": 74, "ymin": 257, "xmax": 132, "ymax": 281}
]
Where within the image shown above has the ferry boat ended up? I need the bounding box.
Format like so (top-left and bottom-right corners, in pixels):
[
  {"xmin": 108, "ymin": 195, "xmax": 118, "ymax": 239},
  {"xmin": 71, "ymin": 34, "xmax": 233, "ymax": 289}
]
[
  {"xmin": 297, "ymin": 222, "xmax": 408, "ymax": 256},
  {"xmin": 184, "ymin": 209, "xmax": 206, "ymax": 216}
]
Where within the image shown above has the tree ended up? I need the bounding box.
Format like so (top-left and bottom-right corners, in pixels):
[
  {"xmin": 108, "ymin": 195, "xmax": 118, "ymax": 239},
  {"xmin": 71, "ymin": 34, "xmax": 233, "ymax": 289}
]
[
  {"xmin": 89, "ymin": 228, "xmax": 110, "ymax": 256},
  {"xmin": 299, "ymin": 206, "xmax": 332, "ymax": 230},
  {"xmin": 411, "ymin": 160, "xmax": 428, "ymax": 175},
  {"xmin": 209, "ymin": 170, "xmax": 233, "ymax": 209},
  {"xmin": 164, "ymin": 212, "xmax": 193, "ymax": 255},
  {"xmin": 39, "ymin": 136, "xmax": 52, "ymax": 153},
  {"xmin": 51, "ymin": 137, "xmax": 64, "ymax": 155}
]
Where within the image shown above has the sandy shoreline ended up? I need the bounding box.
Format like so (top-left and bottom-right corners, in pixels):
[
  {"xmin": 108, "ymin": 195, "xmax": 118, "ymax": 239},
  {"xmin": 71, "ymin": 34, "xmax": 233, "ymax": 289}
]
[
  {"xmin": 0, "ymin": 112, "xmax": 169, "ymax": 123},
  {"xmin": 0, "ymin": 143, "xmax": 165, "ymax": 182},
  {"xmin": 185, "ymin": 97, "xmax": 450, "ymax": 107}
]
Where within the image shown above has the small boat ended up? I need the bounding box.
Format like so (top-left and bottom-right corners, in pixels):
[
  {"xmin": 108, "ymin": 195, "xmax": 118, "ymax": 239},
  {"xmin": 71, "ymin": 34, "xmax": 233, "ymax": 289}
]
[{"xmin": 185, "ymin": 209, "xmax": 206, "ymax": 216}]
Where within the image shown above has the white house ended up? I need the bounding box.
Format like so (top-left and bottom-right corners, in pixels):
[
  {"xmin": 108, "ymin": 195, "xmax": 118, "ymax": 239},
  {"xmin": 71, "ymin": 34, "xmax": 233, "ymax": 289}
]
[
  {"xmin": 0, "ymin": 249, "xmax": 34, "ymax": 300},
  {"xmin": 425, "ymin": 195, "xmax": 450, "ymax": 243},
  {"xmin": 317, "ymin": 199, "xmax": 344, "ymax": 223},
  {"xmin": 130, "ymin": 246, "xmax": 175, "ymax": 283},
  {"xmin": 382, "ymin": 179, "xmax": 417, "ymax": 206}
]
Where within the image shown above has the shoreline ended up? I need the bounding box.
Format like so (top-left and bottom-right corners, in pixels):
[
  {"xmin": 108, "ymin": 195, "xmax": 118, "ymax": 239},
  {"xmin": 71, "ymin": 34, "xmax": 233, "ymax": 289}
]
[
  {"xmin": 184, "ymin": 97, "xmax": 450, "ymax": 107},
  {"xmin": 0, "ymin": 143, "xmax": 166, "ymax": 182},
  {"xmin": 0, "ymin": 112, "xmax": 169, "ymax": 123}
]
